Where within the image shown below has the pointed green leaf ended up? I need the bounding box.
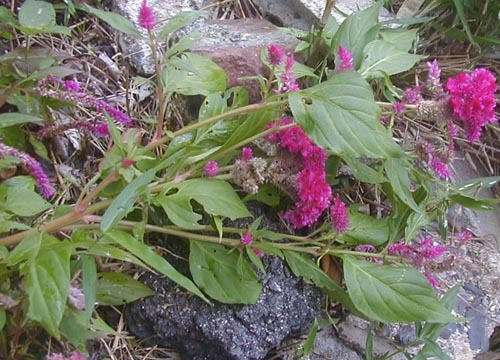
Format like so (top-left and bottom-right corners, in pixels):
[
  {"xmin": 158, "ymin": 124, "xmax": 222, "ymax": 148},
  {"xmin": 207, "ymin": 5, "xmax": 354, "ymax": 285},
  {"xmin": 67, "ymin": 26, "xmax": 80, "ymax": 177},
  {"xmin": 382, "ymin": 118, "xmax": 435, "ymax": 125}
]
[
  {"xmin": 343, "ymin": 256, "xmax": 461, "ymax": 323},
  {"xmin": 95, "ymin": 272, "xmax": 154, "ymax": 305},
  {"xmin": 385, "ymin": 158, "xmax": 421, "ymax": 213},
  {"xmin": 360, "ymin": 40, "xmax": 425, "ymax": 79},
  {"xmin": 104, "ymin": 230, "xmax": 209, "ymax": 303},
  {"xmin": 283, "ymin": 250, "xmax": 356, "ymax": 312},
  {"xmin": 289, "ymin": 71, "xmax": 403, "ymax": 159},
  {"xmin": 81, "ymin": 254, "xmax": 97, "ymax": 320},
  {"xmin": 190, "ymin": 242, "xmax": 261, "ymax": 304},
  {"xmin": 339, "ymin": 210, "xmax": 388, "ymax": 246},
  {"xmin": 0, "ymin": 113, "xmax": 44, "ymax": 128},
  {"xmin": 159, "ymin": 10, "xmax": 206, "ymax": 37},
  {"xmin": 165, "ymin": 53, "xmax": 227, "ymax": 96},
  {"xmin": 100, "ymin": 169, "xmax": 155, "ymax": 232}
]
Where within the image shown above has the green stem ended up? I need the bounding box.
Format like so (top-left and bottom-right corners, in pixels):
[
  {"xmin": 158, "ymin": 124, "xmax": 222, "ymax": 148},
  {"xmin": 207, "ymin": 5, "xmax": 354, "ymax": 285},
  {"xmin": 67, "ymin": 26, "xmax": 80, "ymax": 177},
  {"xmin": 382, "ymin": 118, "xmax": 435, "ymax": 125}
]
[
  {"xmin": 145, "ymin": 100, "xmax": 286, "ymax": 151},
  {"xmin": 149, "ymin": 31, "xmax": 168, "ymax": 142}
]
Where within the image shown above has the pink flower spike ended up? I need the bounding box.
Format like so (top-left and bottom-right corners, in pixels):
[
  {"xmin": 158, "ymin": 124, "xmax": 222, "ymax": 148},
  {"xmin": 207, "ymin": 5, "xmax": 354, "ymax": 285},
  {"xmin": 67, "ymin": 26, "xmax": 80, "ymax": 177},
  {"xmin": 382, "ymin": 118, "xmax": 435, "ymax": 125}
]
[
  {"xmin": 242, "ymin": 147, "xmax": 253, "ymax": 161},
  {"xmin": 139, "ymin": 0, "xmax": 155, "ymax": 31},
  {"xmin": 0, "ymin": 142, "xmax": 55, "ymax": 199},
  {"xmin": 430, "ymin": 157, "xmax": 451, "ymax": 180},
  {"xmin": 392, "ymin": 101, "xmax": 405, "ymax": 114},
  {"xmin": 425, "ymin": 272, "xmax": 440, "ymax": 288},
  {"xmin": 63, "ymin": 79, "xmax": 80, "ymax": 92},
  {"xmin": 68, "ymin": 351, "xmax": 85, "ymax": 360},
  {"xmin": 330, "ymin": 194, "xmax": 349, "ymax": 234},
  {"xmin": 204, "ymin": 160, "xmax": 219, "ymax": 177},
  {"xmin": 241, "ymin": 231, "xmax": 253, "ymax": 246},
  {"xmin": 336, "ymin": 46, "xmax": 354, "ymax": 72},
  {"xmin": 267, "ymin": 45, "xmax": 285, "ymax": 66},
  {"xmin": 252, "ymin": 248, "xmax": 264, "ymax": 258}
]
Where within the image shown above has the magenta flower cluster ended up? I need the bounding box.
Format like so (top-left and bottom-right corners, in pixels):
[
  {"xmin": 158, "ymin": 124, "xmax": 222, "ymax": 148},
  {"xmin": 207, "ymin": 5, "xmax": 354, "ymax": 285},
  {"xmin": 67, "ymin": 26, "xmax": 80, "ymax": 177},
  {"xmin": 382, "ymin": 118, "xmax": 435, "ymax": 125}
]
[
  {"xmin": 266, "ymin": 118, "xmax": 349, "ymax": 230},
  {"xmin": 138, "ymin": 0, "xmax": 156, "ymax": 31},
  {"xmin": 336, "ymin": 46, "xmax": 354, "ymax": 72},
  {"xmin": 204, "ymin": 160, "xmax": 219, "ymax": 177},
  {"xmin": 446, "ymin": 68, "xmax": 497, "ymax": 143},
  {"xmin": 388, "ymin": 237, "xmax": 448, "ymax": 287},
  {"xmin": 0, "ymin": 142, "xmax": 55, "ymax": 199}
]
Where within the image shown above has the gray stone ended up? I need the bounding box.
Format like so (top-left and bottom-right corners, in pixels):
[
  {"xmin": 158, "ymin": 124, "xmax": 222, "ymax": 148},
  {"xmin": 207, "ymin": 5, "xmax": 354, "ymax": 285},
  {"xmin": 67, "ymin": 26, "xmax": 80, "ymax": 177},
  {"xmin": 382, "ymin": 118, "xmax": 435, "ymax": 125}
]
[
  {"xmin": 311, "ymin": 327, "xmax": 362, "ymax": 360},
  {"xmin": 396, "ymin": 325, "xmax": 416, "ymax": 346},
  {"xmin": 125, "ymin": 255, "xmax": 323, "ymax": 360},
  {"xmin": 190, "ymin": 19, "xmax": 300, "ymax": 102},
  {"xmin": 447, "ymin": 150, "xmax": 500, "ymax": 250},
  {"xmin": 252, "ymin": 0, "xmax": 395, "ymax": 31},
  {"xmin": 337, "ymin": 317, "xmax": 407, "ymax": 360},
  {"xmin": 467, "ymin": 305, "xmax": 489, "ymax": 352}
]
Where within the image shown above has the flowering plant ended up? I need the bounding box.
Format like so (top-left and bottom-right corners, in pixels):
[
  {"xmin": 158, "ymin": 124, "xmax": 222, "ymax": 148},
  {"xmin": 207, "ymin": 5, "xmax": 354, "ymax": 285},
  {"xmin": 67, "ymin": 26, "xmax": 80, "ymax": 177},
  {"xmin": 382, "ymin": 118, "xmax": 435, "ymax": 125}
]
[{"xmin": 0, "ymin": 1, "xmax": 498, "ymax": 358}]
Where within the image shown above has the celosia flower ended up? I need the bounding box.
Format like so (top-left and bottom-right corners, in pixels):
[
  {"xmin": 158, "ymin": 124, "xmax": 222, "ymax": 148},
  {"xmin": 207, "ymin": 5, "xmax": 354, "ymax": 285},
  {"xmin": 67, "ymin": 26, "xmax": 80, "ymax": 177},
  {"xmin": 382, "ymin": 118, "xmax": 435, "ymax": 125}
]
[
  {"xmin": 392, "ymin": 101, "xmax": 405, "ymax": 114},
  {"xmin": 68, "ymin": 285, "xmax": 85, "ymax": 310},
  {"xmin": 204, "ymin": 160, "xmax": 219, "ymax": 177},
  {"xmin": 426, "ymin": 59, "xmax": 445, "ymax": 99},
  {"xmin": 277, "ymin": 54, "xmax": 300, "ymax": 93},
  {"xmin": 388, "ymin": 238, "xmax": 448, "ymax": 287},
  {"xmin": 455, "ymin": 230, "xmax": 472, "ymax": 245},
  {"xmin": 252, "ymin": 248, "xmax": 264, "ymax": 258},
  {"xmin": 446, "ymin": 121, "xmax": 458, "ymax": 152},
  {"xmin": 240, "ymin": 231, "xmax": 253, "ymax": 246},
  {"xmin": 336, "ymin": 46, "xmax": 354, "ymax": 72},
  {"xmin": 403, "ymin": 85, "xmax": 424, "ymax": 105},
  {"xmin": 267, "ymin": 45, "xmax": 285, "ymax": 66},
  {"xmin": 424, "ymin": 272, "xmax": 440, "ymax": 288},
  {"xmin": 63, "ymin": 79, "xmax": 80, "ymax": 92},
  {"xmin": 446, "ymin": 68, "xmax": 497, "ymax": 143},
  {"xmin": 330, "ymin": 194, "xmax": 349, "ymax": 233},
  {"xmin": 430, "ymin": 156, "xmax": 450, "ymax": 180},
  {"xmin": 242, "ymin": 147, "xmax": 253, "ymax": 161},
  {"xmin": 36, "ymin": 77, "xmax": 132, "ymax": 132},
  {"xmin": 0, "ymin": 142, "xmax": 55, "ymax": 199},
  {"xmin": 138, "ymin": 0, "xmax": 155, "ymax": 31},
  {"xmin": 122, "ymin": 158, "xmax": 135, "ymax": 167},
  {"xmin": 46, "ymin": 351, "xmax": 84, "ymax": 360}
]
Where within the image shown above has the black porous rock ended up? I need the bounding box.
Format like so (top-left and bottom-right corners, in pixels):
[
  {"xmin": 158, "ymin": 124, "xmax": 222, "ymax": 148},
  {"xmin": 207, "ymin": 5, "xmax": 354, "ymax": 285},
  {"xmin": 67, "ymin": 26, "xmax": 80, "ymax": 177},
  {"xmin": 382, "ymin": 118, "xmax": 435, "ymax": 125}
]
[{"xmin": 125, "ymin": 255, "xmax": 324, "ymax": 360}]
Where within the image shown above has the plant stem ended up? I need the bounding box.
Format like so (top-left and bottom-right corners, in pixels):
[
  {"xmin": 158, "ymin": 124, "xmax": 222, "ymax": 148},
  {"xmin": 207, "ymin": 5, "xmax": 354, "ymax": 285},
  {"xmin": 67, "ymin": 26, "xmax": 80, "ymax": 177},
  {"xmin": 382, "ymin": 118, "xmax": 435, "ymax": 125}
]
[
  {"xmin": 148, "ymin": 31, "xmax": 168, "ymax": 142},
  {"xmin": 145, "ymin": 100, "xmax": 286, "ymax": 151}
]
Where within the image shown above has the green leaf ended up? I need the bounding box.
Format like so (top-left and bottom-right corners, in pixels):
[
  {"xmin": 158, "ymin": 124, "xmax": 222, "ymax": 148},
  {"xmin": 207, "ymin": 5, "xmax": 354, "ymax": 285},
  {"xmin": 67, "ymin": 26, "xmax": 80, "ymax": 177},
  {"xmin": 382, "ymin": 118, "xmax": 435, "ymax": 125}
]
[
  {"xmin": 449, "ymin": 193, "xmax": 499, "ymax": 211},
  {"xmin": 100, "ymin": 169, "xmax": 155, "ymax": 232},
  {"xmin": 95, "ymin": 272, "xmax": 154, "ymax": 306},
  {"xmin": 190, "ymin": 242, "xmax": 261, "ymax": 304},
  {"xmin": 75, "ymin": 3, "xmax": 141, "ymax": 38},
  {"xmin": 0, "ymin": 307, "xmax": 5, "ymax": 332},
  {"xmin": 81, "ymin": 254, "xmax": 97, "ymax": 320},
  {"xmin": 159, "ymin": 10, "xmax": 206, "ymax": 37},
  {"xmin": 343, "ymin": 157, "xmax": 386, "ymax": 184},
  {"xmin": 103, "ymin": 230, "xmax": 209, "ymax": 303},
  {"xmin": 283, "ymin": 250, "xmax": 356, "ymax": 312},
  {"xmin": 6, "ymin": 232, "xmax": 42, "ymax": 266},
  {"xmin": 0, "ymin": 113, "xmax": 44, "ymax": 128},
  {"xmin": 385, "ymin": 158, "xmax": 421, "ymax": 213},
  {"xmin": 155, "ymin": 179, "xmax": 251, "ymax": 230},
  {"xmin": 164, "ymin": 31, "xmax": 201, "ymax": 59},
  {"xmin": 339, "ymin": 210, "xmax": 388, "ymax": 246},
  {"xmin": 289, "ymin": 71, "xmax": 403, "ymax": 159},
  {"xmin": 456, "ymin": 176, "xmax": 500, "ymax": 191},
  {"xmin": 405, "ymin": 211, "xmax": 429, "ymax": 241},
  {"xmin": 343, "ymin": 256, "xmax": 460, "ymax": 323},
  {"xmin": 24, "ymin": 66, "xmax": 80, "ymax": 82},
  {"xmin": 165, "ymin": 53, "xmax": 227, "ymax": 96},
  {"xmin": 332, "ymin": 2, "xmax": 382, "ymax": 68},
  {"xmin": 24, "ymin": 236, "xmax": 72, "ymax": 338},
  {"xmin": 380, "ymin": 29, "xmax": 419, "ymax": 52},
  {"xmin": 0, "ymin": 186, "xmax": 51, "ymax": 217},
  {"xmin": 359, "ymin": 40, "xmax": 425, "ymax": 79},
  {"xmin": 18, "ymin": 0, "xmax": 70, "ymax": 35}
]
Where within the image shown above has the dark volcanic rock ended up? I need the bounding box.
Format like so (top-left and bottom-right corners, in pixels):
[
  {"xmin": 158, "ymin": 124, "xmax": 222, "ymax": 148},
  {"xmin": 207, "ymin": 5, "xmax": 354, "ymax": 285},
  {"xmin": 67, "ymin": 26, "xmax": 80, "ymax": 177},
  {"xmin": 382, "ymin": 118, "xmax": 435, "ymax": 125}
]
[{"xmin": 125, "ymin": 255, "xmax": 323, "ymax": 360}]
